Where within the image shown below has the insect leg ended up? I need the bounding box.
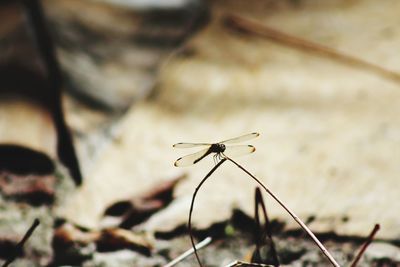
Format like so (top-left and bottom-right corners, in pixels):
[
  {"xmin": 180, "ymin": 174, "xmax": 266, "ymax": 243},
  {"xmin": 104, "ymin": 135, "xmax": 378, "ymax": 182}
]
[
  {"xmin": 215, "ymin": 154, "xmax": 222, "ymax": 166},
  {"xmin": 220, "ymin": 152, "xmax": 227, "ymax": 160}
]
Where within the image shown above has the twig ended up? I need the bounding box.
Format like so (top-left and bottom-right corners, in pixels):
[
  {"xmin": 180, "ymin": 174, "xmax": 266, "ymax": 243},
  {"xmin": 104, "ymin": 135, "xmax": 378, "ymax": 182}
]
[
  {"xmin": 163, "ymin": 237, "xmax": 212, "ymax": 267},
  {"xmin": 188, "ymin": 159, "xmax": 226, "ymax": 267},
  {"xmin": 2, "ymin": 219, "xmax": 40, "ymax": 267},
  {"xmin": 253, "ymin": 187, "xmax": 279, "ymax": 266},
  {"xmin": 223, "ymin": 155, "xmax": 340, "ymax": 267},
  {"xmin": 224, "ymin": 14, "xmax": 400, "ymax": 83},
  {"xmin": 224, "ymin": 260, "xmax": 273, "ymax": 267},
  {"xmin": 349, "ymin": 224, "xmax": 380, "ymax": 267}
]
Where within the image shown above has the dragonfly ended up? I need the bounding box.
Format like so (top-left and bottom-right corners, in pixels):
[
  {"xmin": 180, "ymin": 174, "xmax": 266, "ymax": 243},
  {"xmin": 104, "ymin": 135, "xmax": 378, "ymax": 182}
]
[{"xmin": 173, "ymin": 133, "xmax": 259, "ymax": 167}]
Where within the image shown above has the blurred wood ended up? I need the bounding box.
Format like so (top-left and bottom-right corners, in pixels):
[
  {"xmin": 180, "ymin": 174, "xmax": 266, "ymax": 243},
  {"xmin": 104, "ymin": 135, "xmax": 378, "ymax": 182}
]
[
  {"xmin": 22, "ymin": 0, "xmax": 83, "ymax": 184},
  {"xmin": 0, "ymin": 4, "xmax": 21, "ymax": 36},
  {"xmin": 224, "ymin": 13, "xmax": 400, "ymax": 83},
  {"xmin": 0, "ymin": 1, "xmax": 82, "ymax": 184}
]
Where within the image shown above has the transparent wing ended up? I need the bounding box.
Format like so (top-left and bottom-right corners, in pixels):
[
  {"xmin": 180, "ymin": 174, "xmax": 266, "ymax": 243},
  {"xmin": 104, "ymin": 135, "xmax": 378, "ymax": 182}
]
[
  {"xmin": 174, "ymin": 148, "xmax": 210, "ymax": 167},
  {"xmin": 173, "ymin": 143, "xmax": 211, "ymax": 148},
  {"xmin": 221, "ymin": 132, "xmax": 260, "ymax": 144},
  {"xmin": 223, "ymin": 145, "xmax": 256, "ymax": 157}
]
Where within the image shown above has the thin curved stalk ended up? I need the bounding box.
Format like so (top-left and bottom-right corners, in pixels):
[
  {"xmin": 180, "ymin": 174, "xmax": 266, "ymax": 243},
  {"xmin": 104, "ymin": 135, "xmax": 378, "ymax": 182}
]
[
  {"xmin": 224, "ymin": 155, "xmax": 340, "ymax": 267},
  {"xmin": 188, "ymin": 159, "xmax": 226, "ymax": 267}
]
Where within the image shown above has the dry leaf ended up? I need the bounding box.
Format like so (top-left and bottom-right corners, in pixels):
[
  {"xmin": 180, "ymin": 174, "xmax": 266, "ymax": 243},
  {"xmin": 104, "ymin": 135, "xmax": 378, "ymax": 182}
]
[
  {"xmin": 0, "ymin": 171, "xmax": 56, "ymax": 206},
  {"xmin": 96, "ymin": 228, "xmax": 153, "ymax": 255},
  {"xmin": 51, "ymin": 222, "xmax": 98, "ymax": 266},
  {"xmin": 52, "ymin": 222, "xmax": 153, "ymax": 257},
  {"xmin": 103, "ymin": 175, "xmax": 186, "ymax": 228}
]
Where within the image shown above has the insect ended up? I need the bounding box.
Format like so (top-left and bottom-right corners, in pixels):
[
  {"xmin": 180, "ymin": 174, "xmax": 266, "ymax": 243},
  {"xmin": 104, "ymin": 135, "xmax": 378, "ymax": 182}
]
[{"xmin": 173, "ymin": 133, "xmax": 259, "ymax": 167}]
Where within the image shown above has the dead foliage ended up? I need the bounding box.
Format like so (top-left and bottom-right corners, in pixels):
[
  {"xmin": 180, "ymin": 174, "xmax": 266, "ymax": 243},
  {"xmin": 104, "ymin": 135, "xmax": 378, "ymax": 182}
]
[
  {"xmin": 51, "ymin": 221, "xmax": 153, "ymax": 266},
  {"xmin": 103, "ymin": 175, "xmax": 186, "ymax": 228}
]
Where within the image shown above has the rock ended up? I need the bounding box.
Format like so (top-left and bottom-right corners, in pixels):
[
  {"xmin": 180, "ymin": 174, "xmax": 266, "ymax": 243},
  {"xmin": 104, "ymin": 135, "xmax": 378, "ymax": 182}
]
[
  {"xmin": 364, "ymin": 242, "xmax": 400, "ymax": 262},
  {"xmin": 87, "ymin": 249, "xmax": 165, "ymax": 267}
]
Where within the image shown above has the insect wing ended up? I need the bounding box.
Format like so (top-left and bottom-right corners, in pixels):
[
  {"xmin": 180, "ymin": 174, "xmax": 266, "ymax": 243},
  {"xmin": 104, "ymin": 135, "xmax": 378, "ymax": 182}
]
[
  {"xmin": 223, "ymin": 145, "xmax": 255, "ymax": 157},
  {"xmin": 173, "ymin": 143, "xmax": 211, "ymax": 148},
  {"xmin": 221, "ymin": 132, "xmax": 259, "ymax": 144},
  {"xmin": 174, "ymin": 148, "xmax": 210, "ymax": 167}
]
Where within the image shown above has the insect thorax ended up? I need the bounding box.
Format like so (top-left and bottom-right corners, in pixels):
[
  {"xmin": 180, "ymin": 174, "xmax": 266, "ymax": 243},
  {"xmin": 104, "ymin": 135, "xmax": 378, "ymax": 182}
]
[{"xmin": 210, "ymin": 143, "xmax": 226, "ymax": 153}]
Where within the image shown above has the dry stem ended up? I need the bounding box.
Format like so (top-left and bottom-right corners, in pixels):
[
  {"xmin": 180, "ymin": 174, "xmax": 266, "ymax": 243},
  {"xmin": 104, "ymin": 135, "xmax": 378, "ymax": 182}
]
[
  {"xmin": 188, "ymin": 159, "xmax": 226, "ymax": 267},
  {"xmin": 164, "ymin": 237, "xmax": 212, "ymax": 267},
  {"xmin": 224, "ymin": 155, "xmax": 340, "ymax": 267},
  {"xmin": 2, "ymin": 219, "xmax": 40, "ymax": 267}
]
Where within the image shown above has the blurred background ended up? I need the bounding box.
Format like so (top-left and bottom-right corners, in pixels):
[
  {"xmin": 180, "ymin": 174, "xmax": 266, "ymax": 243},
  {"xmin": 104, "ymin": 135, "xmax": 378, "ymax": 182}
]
[{"xmin": 0, "ymin": 0, "xmax": 399, "ymax": 266}]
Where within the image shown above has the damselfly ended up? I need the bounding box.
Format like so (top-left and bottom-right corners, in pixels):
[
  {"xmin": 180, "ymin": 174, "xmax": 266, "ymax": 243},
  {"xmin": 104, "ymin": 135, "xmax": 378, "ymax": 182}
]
[{"xmin": 173, "ymin": 133, "xmax": 259, "ymax": 167}]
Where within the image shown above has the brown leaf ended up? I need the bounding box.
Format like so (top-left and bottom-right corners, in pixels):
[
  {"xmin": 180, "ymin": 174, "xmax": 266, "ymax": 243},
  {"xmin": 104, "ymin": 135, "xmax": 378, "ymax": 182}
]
[
  {"xmin": 53, "ymin": 223, "xmax": 99, "ymax": 248},
  {"xmin": 103, "ymin": 175, "xmax": 186, "ymax": 228},
  {"xmin": 51, "ymin": 222, "xmax": 98, "ymax": 266},
  {"xmin": 0, "ymin": 171, "xmax": 55, "ymax": 206},
  {"xmin": 52, "ymin": 222, "xmax": 153, "ymax": 261},
  {"xmin": 96, "ymin": 228, "xmax": 153, "ymax": 256}
]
